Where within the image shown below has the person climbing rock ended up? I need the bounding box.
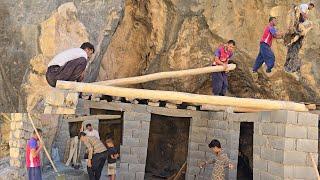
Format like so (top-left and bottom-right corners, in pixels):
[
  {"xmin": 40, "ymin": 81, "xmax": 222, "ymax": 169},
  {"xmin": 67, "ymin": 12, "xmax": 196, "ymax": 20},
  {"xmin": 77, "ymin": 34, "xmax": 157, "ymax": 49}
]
[
  {"xmin": 45, "ymin": 42, "xmax": 95, "ymax": 87},
  {"xmin": 26, "ymin": 129, "xmax": 43, "ymax": 180},
  {"xmin": 199, "ymin": 139, "xmax": 233, "ymax": 180},
  {"xmin": 79, "ymin": 132, "xmax": 107, "ymax": 180},
  {"xmin": 211, "ymin": 40, "xmax": 236, "ymax": 96},
  {"xmin": 286, "ymin": 2, "xmax": 315, "ymax": 46},
  {"xmin": 252, "ymin": 17, "xmax": 284, "ymax": 79}
]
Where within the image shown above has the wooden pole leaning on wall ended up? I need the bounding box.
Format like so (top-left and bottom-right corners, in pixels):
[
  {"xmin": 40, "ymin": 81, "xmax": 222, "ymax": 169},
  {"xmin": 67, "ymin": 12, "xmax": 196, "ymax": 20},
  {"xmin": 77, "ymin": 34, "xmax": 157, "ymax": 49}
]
[
  {"xmin": 94, "ymin": 64, "xmax": 236, "ymax": 86},
  {"xmin": 56, "ymin": 81, "xmax": 309, "ymax": 112}
]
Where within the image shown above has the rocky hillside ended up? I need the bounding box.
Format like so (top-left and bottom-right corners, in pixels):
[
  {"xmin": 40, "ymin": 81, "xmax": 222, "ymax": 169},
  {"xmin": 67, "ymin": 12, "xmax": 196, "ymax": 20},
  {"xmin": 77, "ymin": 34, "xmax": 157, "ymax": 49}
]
[{"xmin": 0, "ymin": 0, "xmax": 319, "ymax": 112}]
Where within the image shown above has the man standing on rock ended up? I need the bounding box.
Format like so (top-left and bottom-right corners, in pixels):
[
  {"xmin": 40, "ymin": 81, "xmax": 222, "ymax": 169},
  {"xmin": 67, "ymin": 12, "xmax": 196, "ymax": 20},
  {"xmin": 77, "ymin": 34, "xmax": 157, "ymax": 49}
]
[
  {"xmin": 46, "ymin": 42, "xmax": 95, "ymax": 87},
  {"xmin": 26, "ymin": 129, "xmax": 43, "ymax": 180},
  {"xmin": 252, "ymin": 17, "xmax": 284, "ymax": 78},
  {"xmin": 79, "ymin": 132, "xmax": 107, "ymax": 180},
  {"xmin": 211, "ymin": 40, "xmax": 236, "ymax": 96}
]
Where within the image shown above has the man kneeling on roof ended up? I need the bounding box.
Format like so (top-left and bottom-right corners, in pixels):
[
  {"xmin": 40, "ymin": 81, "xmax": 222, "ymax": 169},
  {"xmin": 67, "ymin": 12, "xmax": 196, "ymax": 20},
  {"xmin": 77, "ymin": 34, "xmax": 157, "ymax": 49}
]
[
  {"xmin": 46, "ymin": 42, "xmax": 95, "ymax": 87},
  {"xmin": 211, "ymin": 40, "xmax": 236, "ymax": 96}
]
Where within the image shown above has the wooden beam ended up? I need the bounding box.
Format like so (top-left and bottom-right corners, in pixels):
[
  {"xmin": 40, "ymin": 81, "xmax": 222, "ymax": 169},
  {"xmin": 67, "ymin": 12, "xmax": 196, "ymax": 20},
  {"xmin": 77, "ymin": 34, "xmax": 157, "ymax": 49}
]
[
  {"xmin": 95, "ymin": 64, "xmax": 236, "ymax": 86},
  {"xmin": 56, "ymin": 81, "xmax": 309, "ymax": 112},
  {"xmin": 66, "ymin": 115, "xmax": 121, "ymax": 123},
  {"xmin": 201, "ymin": 104, "xmax": 269, "ymax": 113}
]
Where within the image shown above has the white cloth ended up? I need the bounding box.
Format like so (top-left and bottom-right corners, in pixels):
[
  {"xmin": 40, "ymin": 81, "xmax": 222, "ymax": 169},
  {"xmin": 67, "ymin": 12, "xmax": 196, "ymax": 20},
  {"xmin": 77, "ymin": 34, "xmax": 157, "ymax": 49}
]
[
  {"xmin": 299, "ymin": 4, "xmax": 309, "ymax": 14},
  {"xmin": 48, "ymin": 48, "xmax": 87, "ymax": 67},
  {"xmin": 84, "ymin": 129, "xmax": 100, "ymax": 139}
]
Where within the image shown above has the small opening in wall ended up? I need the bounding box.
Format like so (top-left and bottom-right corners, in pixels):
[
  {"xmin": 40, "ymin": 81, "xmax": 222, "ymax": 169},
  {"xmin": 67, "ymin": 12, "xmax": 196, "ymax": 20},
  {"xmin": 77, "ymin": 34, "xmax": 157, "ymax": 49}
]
[
  {"xmin": 237, "ymin": 122, "xmax": 253, "ymax": 180},
  {"xmin": 145, "ymin": 114, "xmax": 191, "ymax": 179}
]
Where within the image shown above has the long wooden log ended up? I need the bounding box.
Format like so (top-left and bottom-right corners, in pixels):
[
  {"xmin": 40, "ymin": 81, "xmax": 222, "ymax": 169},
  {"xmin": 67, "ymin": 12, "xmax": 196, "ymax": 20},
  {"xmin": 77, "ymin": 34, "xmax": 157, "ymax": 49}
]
[
  {"xmin": 95, "ymin": 64, "xmax": 236, "ymax": 86},
  {"xmin": 66, "ymin": 115, "xmax": 121, "ymax": 123},
  {"xmin": 56, "ymin": 81, "xmax": 308, "ymax": 112}
]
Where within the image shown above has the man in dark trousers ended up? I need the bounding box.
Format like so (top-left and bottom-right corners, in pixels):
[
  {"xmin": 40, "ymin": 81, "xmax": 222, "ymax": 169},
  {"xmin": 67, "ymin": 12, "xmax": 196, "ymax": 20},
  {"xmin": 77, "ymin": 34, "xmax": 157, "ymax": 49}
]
[
  {"xmin": 252, "ymin": 17, "xmax": 284, "ymax": 78},
  {"xmin": 79, "ymin": 132, "xmax": 107, "ymax": 180},
  {"xmin": 46, "ymin": 42, "xmax": 95, "ymax": 87},
  {"xmin": 211, "ymin": 40, "xmax": 236, "ymax": 96}
]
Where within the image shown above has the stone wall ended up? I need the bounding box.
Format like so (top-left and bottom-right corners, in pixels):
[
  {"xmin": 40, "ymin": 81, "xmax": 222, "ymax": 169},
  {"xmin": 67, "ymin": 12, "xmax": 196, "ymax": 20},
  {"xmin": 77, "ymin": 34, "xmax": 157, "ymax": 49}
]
[
  {"xmin": 119, "ymin": 110, "xmax": 151, "ymax": 180},
  {"xmin": 6, "ymin": 113, "xmax": 62, "ymax": 179},
  {"xmin": 254, "ymin": 111, "xmax": 319, "ymax": 179}
]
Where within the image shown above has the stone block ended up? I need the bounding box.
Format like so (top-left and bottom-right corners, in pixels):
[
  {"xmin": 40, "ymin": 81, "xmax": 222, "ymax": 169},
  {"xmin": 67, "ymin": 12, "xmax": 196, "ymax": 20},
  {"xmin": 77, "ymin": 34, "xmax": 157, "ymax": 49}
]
[
  {"xmin": 123, "ymin": 112, "xmax": 135, "ymax": 121},
  {"xmin": 128, "ymin": 164, "xmax": 145, "ymax": 173},
  {"xmin": 190, "ymin": 133, "xmax": 206, "ymax": 143},
  {"xmin": 253, "ymin": 135, "xmax": 267, "ymax": 146},
  {"xmin": 277, "ymin": 124, "xmax": 286, "ymax": 136},
  {"xmin": 191, "ymin": 126, "xmax": 207, "ymax": 135},
  {"xmin": 132, "ymin": 130, "xmax": 149, "ymax": 138},
  {"xmin": 186, "ymin": 166, "xmax": 200, "ymax": 175},
  {"xmin": 55, "ymin": 107, "xmax": 76, "ymax": 114},
  {"xmin": 307, "ymin": 127, "xmax": 318, "ymax": 140},
  {"xmin": 119, "ymin": 172, "xmax": 135, "ymax": 180},
  {"xmin": 253, "ymin": 169, "xmax": 260, "ymax": 180},
  {"xmin": 124, "ymin": 120, "xmax": 141, "ymax": 129},
  {"xmin": 285, "ymin": 125, "xmax": 307, "ymax": 138},
  {"xmin": 267, "ymin": 161, "xmax": 284, "ymax": 177},
  {"xmin": 45, "ymin": 90, "xmax": 65, "ymax": 106},
  {"xmin": 238, "ymin": 112, "xmax": 260, "ymax": 122},
  {"xmin": 123, "ymin": 138, "xmax": 140, "ymax": 146},
  {"xmin": 261, "ymin": 123, "xmax": 277, "ymax": 135},
  {"xmin": 261, "ymin": 147, "xmax": 283, "ymax": 163},
  {"xmin": 269, "ymin": 137, "xmax": 295, "ymax": 150},
  {"xmin": 120, "ymin": 163, "xmax": 129, "ymax": 172},
  {"xmin": 120, "ymin": 146, "xmax": 131, "ymax": 155},
  {"xmin": 294, "ymin": 166, "xmax": 316, "ymax": 179},
  {"xmin": 254, "ymin": 156, "xmax": 267, "ymax": 171},
  {"xmin": 135, "ymin": 172, "xmax": 145, "ymax": 180},
  {"xmin": 253, "ymin": 146, "xmax": 261, "ymax": 155},
  {"xmin": 283, "ymin": 165, "xmax": 294, "ymax": 178},
  {"xmin": 297, "ymin": 112, "xmax": 318, "ymax": 127},
  {"xmin": 189, "ymin": 142, "xmax": 199, "ymax": 151},
  {"xmin": 283, "ymin": 151, "xmax": 307, "ymax": 165},
  {"xmin": 134, "ymin": 112, "xmax": 151, "ymax": 121},
  {"xmin": 191, "ymin": 117, "xmax": 208, "ymax": 127},
  {"xmin": 10, "ymin": 148, "xmax": 21, "ymax": 158},
  {"xmin": 260, "ymin": 171, "xmax": 281, "ymax": 180},
  {"xmin": 65, "ymin": 92, "xmax": 79, "ymax": 107},
  {"xmin": 229, "ymin": 122, "xmax": 240, "ymax": 131},
  {"xmin": 121, "ymin": 154, "xmax": 139, "ymax": 163},
  {"xmin": 296, "ymin": 139, "xmax": 318, "ymax": 153},
  {"xmin": 198, "ymin": 144, "xmax": 209, "ymax": 152},
  {"xmin": 287, "ymin": 111, "xmax": 298, "ymax": 124},
  {"xmin": 261, "ymin": 111, "xmax": 271, "ymax": 123},
  {"xmin": 207, "ymin": 120, "xmax": 219, "ymax": 129},
  {"xmin": 189, "ymin": 150, "xmax": 205, "ymax": 159},
  {"xmin": 141, "ymin": 121, "xmax": 150, "ymax": 130},
  {"xmin": 270, "ymin": 110, "xmax": 288, "ymax": 123},
  {"xmin": 131, "ymin": 147, "xmax": 147, "ymax": 156}
]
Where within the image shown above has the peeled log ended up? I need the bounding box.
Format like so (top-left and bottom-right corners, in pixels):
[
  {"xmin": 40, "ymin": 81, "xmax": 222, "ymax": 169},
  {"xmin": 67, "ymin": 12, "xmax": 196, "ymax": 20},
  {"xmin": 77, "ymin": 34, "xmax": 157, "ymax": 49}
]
[
  {"xmin": 95, "ymin": 64, "xmax": 236, "ymax": 86},
  {"xmin": 56, "ymin": 81, "xmax": 309, "ymax": 112},
  {"xmin": 66, "ymin": 115, "xmax": 121, "ymax": 123}
]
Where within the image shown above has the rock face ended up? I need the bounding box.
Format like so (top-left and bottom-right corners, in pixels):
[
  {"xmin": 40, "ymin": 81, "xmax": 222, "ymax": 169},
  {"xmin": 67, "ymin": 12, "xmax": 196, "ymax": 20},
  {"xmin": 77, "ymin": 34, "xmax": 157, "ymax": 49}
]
[
  {"xmin": 0, "ymin": 0, "xmax": 320, "ymax": 111},
  {"xmin": 0, "ymin": 0, "xmax": 124, "ymax": 112},
  {"xmin": 98, "ymin": 0, "xmax": 320, "ymax": 102}
]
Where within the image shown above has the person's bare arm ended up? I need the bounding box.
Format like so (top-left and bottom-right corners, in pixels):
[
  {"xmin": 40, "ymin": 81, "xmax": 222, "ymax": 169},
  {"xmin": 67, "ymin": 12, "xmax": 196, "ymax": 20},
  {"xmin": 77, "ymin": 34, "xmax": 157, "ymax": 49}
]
[
  {"xmin": 30, "ymin": 142, "xmax": 42, "ymax": 158},
  {"xmin": 213, "ymin": 56, "xmax": 228, "ymax": 70}
]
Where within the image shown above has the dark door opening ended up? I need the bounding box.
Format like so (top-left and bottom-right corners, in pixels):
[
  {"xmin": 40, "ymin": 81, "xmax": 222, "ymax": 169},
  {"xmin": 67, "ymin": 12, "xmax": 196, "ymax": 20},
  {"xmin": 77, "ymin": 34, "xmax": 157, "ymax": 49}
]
[
  {"xmin": 145, "ymin": 114, "xmax": 190, "ymax": 179},
  {"xmin": 237, "ymin": 122, "xmax": 253, "ymax": 180},
  {"xmin": 90, "ymin": 109, "xmax": 123, "ymax": 149}
]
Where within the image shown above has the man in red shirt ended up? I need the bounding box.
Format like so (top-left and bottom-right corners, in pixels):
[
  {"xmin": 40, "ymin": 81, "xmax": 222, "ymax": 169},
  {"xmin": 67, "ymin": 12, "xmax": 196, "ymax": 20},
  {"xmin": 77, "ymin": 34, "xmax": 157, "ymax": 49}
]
[
  {"xmin": 211, "ymin": 40, "xmax": 236, "ymax": 96},
  {"xmin": 26, "ymin": 129, "xmax": 43, "ymax": 180},
  {"xmin": 252, "ymin": 17, "xmax": 284, "ymax": 77}
]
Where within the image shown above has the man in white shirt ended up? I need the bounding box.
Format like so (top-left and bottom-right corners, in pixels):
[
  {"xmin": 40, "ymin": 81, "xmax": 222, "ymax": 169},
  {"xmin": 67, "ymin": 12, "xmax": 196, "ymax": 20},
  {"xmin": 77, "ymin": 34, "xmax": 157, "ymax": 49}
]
[
  {"xmin": 84, "ymin": 123, "xmax": 100, "ymax": 139},
  {"xmin": 46, "ymin": 42, "xmax": 94, "ymax": 87},
  {"xmin": 298, "ymin": 2, "xmax": 315, "ymax": 23}
]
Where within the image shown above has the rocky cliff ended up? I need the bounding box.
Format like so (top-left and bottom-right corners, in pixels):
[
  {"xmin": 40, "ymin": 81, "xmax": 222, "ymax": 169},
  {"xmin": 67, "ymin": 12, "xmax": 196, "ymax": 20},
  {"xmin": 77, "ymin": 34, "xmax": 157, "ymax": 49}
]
[{"xmin": 0, "ymin": 0, "xmax": 319, "ymax": 112}]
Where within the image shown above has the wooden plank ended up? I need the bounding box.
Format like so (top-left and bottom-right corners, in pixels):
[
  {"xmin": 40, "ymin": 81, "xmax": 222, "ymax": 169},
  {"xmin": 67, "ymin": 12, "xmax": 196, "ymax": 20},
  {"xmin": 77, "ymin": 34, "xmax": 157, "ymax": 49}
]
[
  {"xmin": 56, "ymin": 81, "xmax": 309, "ymax": 112},
  {"xmin": 66, "ymin": 115, "xmax": 121, "ymax": 122},
  {"xmin": 201, "ymin": 104, "xmax": 270, "ymax": 113},
  {"xmin": 95, "ymin": 64, "xmax": 236, "ymax": 86}
]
